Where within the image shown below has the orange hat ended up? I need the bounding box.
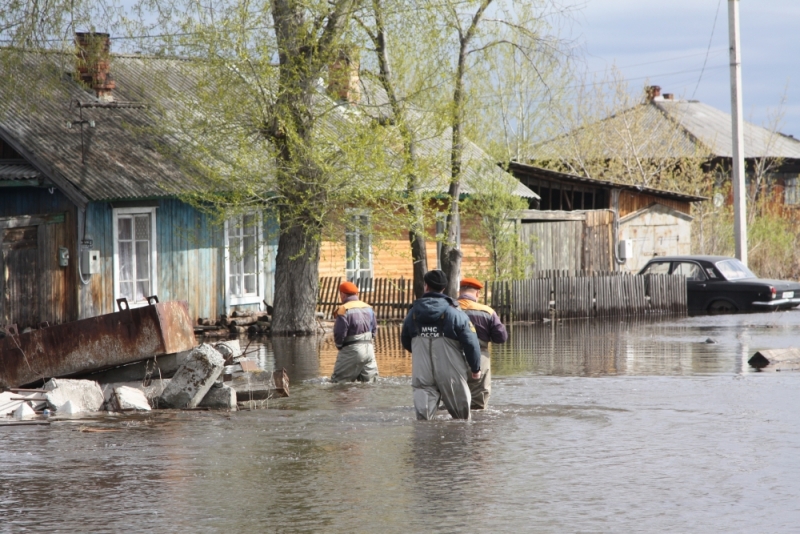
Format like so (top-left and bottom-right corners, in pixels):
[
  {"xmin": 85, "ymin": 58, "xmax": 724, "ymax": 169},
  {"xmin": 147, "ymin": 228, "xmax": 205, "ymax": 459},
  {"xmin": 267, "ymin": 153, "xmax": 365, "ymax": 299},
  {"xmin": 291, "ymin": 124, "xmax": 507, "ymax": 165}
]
[
  {"xmin": 339, "ymin": 281, "xmax": 359, "ymax": 295},
  {"xmin": 460, "ymin": 277, "xmax": 483, "ymax": 290}
]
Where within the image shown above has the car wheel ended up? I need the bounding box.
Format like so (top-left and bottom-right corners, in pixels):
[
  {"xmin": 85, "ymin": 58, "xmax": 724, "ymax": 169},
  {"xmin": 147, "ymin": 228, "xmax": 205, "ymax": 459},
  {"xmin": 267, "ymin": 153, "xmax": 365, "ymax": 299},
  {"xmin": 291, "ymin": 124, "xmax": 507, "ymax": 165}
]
[{"xmin": 708, "ymin": 300, "xmax": 737, "ymax": 315}]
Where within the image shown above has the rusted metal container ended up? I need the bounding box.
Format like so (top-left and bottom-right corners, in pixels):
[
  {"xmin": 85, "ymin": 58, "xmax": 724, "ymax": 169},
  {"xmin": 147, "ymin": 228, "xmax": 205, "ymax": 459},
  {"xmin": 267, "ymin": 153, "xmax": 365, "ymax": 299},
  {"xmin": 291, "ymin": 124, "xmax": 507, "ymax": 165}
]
[{"xmin": 0, "ymin": 300, "xmax": 197, "ymax": 388}]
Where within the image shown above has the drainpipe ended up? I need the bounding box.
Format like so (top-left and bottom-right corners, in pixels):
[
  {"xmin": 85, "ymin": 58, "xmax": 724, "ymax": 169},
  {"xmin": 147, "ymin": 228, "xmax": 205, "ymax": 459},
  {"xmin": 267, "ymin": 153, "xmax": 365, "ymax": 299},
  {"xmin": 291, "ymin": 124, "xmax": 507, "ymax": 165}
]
[{"xmin": 611, "ymin": 189, "xmax": 626, "ymax": 269}]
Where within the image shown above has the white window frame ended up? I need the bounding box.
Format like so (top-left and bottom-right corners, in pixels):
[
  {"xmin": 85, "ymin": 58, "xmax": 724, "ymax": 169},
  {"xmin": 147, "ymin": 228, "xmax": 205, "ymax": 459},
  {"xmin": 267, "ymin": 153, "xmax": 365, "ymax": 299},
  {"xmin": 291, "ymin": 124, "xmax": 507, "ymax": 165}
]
[
  {"xmin": 345, "ymin": 210, "xmax": 373, "ymax": 288},
  {"xmin": 436, "ymin": 211, "xmax": 460, "ymax": 270},
  {"xmin": 112, "ymin": 207, "xmax": 158, "ymax": 309},
  {"xmin": 224, "ymin": 213, "xmax": 266, "ymax": 307}
]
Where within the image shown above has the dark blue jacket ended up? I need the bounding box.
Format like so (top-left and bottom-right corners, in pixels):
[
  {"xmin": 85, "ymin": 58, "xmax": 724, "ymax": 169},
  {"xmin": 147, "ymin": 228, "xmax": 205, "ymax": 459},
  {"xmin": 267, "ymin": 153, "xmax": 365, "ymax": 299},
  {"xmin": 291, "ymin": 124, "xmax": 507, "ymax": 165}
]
[{"xmin": 401, "ymin": 292, "xmax": 482, "ymax": 373}]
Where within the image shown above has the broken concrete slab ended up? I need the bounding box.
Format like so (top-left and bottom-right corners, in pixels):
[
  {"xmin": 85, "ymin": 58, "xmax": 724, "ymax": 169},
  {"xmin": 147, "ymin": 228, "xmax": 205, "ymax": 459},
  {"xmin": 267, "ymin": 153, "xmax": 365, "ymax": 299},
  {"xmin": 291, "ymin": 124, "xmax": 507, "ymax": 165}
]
[
  {"xmin": 113, "ymin": 386, "xmax": 152, "ymax": 411},
  {"xmin": 44, "ymin": 378, "xmax": 105, "ymax": 414},
  {"xmin": 748, "ymin": 348, "xmax": 800, "ymax": 370},
  {"xmin": 100, "ymin": 380, "xmax": 170, "ymax": 409},
  {"xmin": 13, "ymin": 402, "xmax": 36, "ymax": 419},
  {"xmin": 158, "ymin": 344, "xmax": 224, "ymax": 409},
  {"xmin": 198, "ymin": 384, "xmax": 237, "ymax": 410},
  {"xmin": 230, "ymin": 368, "xmax": 289, "ymax": 401}
]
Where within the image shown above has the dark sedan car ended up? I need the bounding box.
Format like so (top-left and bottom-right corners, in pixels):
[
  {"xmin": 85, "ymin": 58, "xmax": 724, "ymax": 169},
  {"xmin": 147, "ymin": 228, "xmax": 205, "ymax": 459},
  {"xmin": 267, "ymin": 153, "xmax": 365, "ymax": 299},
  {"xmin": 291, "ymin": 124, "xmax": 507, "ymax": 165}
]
[{"xmin": 638, "ymin": 255, "xmax": 800, "ymax": 314}]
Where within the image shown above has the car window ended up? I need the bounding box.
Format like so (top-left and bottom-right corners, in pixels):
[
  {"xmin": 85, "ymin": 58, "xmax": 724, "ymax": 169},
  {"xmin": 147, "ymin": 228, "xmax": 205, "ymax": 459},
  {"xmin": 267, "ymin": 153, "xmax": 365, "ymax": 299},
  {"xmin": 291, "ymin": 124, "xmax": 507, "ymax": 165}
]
[
  {"xmin": 641, "ymin": 261, "xmax": 670, "ymax": 275},
  {"xmin": 716, "ymin": 259, "xmax": 756, "ymax": 280},
  {"xmin": 673, "ymin": 262, "xmax": 706, "ymax": 281}
]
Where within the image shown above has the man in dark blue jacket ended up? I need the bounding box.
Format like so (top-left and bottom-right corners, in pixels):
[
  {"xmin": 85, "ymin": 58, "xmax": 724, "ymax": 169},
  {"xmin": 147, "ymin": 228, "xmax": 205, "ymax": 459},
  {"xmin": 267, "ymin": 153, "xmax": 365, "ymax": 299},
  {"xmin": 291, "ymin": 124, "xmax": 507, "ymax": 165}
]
[{"xmin": 401, "ymin": 270, "xmax": 482, "ymax": 420}]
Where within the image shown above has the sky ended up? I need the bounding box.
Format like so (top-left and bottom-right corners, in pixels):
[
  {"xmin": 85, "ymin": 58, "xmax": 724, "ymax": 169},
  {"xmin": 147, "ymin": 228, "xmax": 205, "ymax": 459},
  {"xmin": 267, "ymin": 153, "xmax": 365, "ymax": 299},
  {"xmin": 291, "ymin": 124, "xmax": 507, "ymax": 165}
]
[{"xmin": 572, "ymin": 0, "xmax": 800, "ymax": 137}]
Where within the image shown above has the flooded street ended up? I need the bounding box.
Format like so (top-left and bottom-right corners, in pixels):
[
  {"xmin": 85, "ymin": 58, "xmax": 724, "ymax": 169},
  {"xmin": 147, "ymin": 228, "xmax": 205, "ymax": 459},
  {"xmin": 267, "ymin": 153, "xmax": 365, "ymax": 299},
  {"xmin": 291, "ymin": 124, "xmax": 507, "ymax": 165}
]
[{"xmin": 4, "ymin": 311, "xmax": 800, "ymax": 531}]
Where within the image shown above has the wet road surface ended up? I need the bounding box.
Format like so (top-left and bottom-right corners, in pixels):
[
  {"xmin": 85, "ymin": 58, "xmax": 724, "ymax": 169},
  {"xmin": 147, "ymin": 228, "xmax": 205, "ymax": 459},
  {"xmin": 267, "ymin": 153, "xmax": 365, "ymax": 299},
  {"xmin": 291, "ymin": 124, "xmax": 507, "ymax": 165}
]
[{"xmin": 3, "ymin": 311, "xmax": 800, "ymax": 532}]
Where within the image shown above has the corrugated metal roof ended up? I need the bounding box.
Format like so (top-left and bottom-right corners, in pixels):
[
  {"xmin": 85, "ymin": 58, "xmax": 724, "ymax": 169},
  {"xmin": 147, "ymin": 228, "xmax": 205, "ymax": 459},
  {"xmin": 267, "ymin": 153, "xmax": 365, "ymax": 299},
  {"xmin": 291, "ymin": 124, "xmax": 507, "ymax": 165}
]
[
  {"xmin": 0, "ymin": 53, "xmax": 208, "ymax": 202},
  {"xmin": 655, "ymin": 100, "xmax": 800, "ymax": 159},
  {"xmin": 0, "ymin": 51, "xmax": 536, "ymax": 203},
  {"xmin": 0, "ymin": 163, "xmax": 40, "ymax": 180},
  {"xmin": 531, "ymin": 99, "xmax": 800, "ymax": 161}
]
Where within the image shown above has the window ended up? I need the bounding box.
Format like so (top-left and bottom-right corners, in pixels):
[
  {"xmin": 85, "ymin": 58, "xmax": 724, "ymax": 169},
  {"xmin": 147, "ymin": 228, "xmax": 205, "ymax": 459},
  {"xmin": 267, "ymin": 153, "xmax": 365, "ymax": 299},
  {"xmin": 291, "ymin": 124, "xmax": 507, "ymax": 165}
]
[
  {"xmin": 346, "ymin": 212, "xmax": 372, "ymax": 285},
  {"xmin": 225, "ymin": 213, "xmax": 264, "ymax": 306},
  {"xmin": 113, "ymin": 207, "xmax": 157, "ymax": 307},
  {"xmin": 673, "ymin": 262, "xmax": 706, "ymax": 281},
  {"xmin": 785, "ymin": 177, "xmax": 800, "ymax": 205},
  {"xmin": 640, "ymin": 261, "xmax": 670, "ymax": 275},
  {"xmin": 436, "ymin": 212, "xmax": 460, "ymax": 269}
]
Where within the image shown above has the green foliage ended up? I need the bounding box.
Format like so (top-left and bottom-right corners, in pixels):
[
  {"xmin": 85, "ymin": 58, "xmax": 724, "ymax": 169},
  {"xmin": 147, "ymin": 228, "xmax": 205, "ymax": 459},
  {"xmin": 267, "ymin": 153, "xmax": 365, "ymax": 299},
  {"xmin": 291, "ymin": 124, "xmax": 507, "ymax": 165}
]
[{"xmin": 462, "ymin": 177, "xmax": 532, "ymax": 281}]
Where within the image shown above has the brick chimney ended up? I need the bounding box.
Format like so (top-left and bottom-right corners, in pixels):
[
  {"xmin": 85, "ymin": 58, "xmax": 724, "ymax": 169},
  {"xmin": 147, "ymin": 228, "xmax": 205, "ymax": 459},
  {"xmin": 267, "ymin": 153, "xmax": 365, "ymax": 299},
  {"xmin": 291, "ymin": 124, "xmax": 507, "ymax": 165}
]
[
  {"xmin": 645, "ymin": 85, "xmax": 661, "ymax": 102},
  {"xmin": 327, "ymin": 48, "xmax": 361, "ymax": 104},
  {"xmin": 75, "ymin": 32, "xmax": 115, "ymax": 101}
]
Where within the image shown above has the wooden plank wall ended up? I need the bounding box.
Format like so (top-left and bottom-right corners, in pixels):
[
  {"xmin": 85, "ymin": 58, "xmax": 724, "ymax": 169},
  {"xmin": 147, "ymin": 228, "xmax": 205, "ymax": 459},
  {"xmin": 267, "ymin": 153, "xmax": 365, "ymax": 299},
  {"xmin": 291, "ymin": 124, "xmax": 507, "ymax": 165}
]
[
  {"xmin": 0, "ymin": 188, "xmax": 78, "ymax": 328},
  {"xmin": 618, "ymin": 191, "xmax": 691, "ymax": 217},
  {"xmin": 582, "ymin": 210, "xmax": 614, "ymax": 273},
  {"xmin": 520, "ymin": 220, "xmax": 583, "ymax": 274}
]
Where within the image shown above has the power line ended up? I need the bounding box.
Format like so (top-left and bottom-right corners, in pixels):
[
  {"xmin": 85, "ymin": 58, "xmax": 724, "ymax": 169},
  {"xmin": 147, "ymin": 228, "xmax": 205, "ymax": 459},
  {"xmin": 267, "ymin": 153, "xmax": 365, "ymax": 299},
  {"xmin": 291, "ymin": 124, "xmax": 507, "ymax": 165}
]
[{"xmin": 692, "ymin": 0, "xmax": 724, "ymax": 99}]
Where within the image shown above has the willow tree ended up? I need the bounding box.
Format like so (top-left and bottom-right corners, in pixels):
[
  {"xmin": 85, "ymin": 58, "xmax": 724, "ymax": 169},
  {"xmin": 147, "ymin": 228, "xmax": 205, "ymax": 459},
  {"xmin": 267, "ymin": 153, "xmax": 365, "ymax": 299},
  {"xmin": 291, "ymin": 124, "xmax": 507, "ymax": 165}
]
[{"xmin": 430, "ymin": 0, "xmax": 568, "ymax": 296}]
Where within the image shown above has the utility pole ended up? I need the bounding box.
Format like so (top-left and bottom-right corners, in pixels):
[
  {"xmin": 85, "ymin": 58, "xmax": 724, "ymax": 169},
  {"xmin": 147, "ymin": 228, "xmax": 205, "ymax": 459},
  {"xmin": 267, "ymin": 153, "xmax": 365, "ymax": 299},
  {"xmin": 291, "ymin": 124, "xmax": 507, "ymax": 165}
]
[{"xmin": 728, "ymin": 0, "xmax": 747, "ymax": 264}]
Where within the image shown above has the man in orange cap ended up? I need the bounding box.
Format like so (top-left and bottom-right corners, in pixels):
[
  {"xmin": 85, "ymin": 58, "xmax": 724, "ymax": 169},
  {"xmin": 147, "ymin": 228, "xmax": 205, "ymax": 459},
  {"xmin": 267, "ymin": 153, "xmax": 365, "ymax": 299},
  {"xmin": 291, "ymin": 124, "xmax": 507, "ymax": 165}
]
[
  {"xmin": 458, "ymin": 277, "xmax": 507, "ymax": 409},
  {"xmin": 330, "ymin": 280, "xmax": 379, "ymax": 383}
]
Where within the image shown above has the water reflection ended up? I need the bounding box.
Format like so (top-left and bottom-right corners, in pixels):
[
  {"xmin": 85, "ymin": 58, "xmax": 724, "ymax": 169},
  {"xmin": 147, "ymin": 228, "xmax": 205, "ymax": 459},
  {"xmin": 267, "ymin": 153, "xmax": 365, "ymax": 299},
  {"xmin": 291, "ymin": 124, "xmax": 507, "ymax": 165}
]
[{"xmin": 254, "ymin": 310, "xmax": 800, "ymax": 381}]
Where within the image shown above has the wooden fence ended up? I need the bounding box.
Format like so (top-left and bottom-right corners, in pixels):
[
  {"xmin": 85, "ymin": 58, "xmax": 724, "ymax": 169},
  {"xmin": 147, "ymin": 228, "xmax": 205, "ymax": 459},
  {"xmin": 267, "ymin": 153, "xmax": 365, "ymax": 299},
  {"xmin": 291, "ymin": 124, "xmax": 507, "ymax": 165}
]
[{"xmin": 318, "ymin": 273, "xmax": 686, "ymax": 322}]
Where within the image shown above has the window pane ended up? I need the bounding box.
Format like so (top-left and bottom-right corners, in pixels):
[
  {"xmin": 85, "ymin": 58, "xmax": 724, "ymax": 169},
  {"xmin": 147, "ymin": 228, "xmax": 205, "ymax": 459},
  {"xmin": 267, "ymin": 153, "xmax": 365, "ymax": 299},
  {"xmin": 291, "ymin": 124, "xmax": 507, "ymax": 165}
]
[
  {"xmin": 641, "ymin": 262, "xmax": 670, "ymax": 275},
  {"xmin": 135, "ymin": 215, "xmax": 150, "ymax": 240},
  {"xmin": 243, "ymin": 214, "xmax": 257, "ymax": 235},
  {"xmin": 120, "ymin": 281, "xmax": 134, "ymax": 300},
  {"xmin": 243, "ymin": 236, "xmax": 257, "ymax": 274},
  {"xmin": 119, "ymin": 241, "xmax": 133, "ymax": 282},
  {"xmin": 230, "ymin": 274, "xmax": 240, "ymax": 296},
  {"xmin": 136, "ymin": 280, "xmax": 149, "ymax": 302},
  {"xmin": 118, "ymin": 217, "xmax": 132, "ymax": 240},
  {"xmin": 228, "ymin": 218, "xmax": 241, "ymax": 239},
  {"xmin": 359, "ymin": 232, "xmax": 371, "ymax": 270},
  {"xmin": 346, "ymin": 232, "xmax": 356, "ymax": 270},
  {"xmin": 244, "ymin": 274, "xmax": 257, "ymax": 294},
  {"xmin": 135, "ymin": 241, "xmax": 150, "ymax": 281}
]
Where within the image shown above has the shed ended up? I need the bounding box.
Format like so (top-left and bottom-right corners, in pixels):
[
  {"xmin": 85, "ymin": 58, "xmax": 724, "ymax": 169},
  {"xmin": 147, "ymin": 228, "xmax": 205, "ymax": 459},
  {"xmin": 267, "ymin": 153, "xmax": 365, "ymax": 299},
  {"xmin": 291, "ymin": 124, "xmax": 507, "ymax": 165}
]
[{"xmin": 507, "ymin": 162, "xmax": 706, "ymax": 273}]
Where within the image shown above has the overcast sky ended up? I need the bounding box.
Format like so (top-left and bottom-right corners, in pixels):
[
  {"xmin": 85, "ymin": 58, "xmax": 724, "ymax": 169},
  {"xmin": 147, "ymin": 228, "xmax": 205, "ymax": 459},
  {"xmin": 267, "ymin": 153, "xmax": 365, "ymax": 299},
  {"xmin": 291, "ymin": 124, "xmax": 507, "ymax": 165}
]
[{"xmin": 572, "ymin": 0, "xmax": 800, "ymax": 137}]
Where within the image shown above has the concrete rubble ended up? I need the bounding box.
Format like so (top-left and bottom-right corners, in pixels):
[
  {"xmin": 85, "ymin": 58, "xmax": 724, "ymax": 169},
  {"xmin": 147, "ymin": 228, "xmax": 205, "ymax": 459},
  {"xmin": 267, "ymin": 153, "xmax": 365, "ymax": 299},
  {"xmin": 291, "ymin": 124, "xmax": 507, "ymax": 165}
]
[
  {"xmin": 113, "ymin": 386, "xmax": 152, "ymax": 411},
  {"xmin": 158, "ymin": 344, "xmax": 225, "ymax": 409},
  {"xmin": 198, "ymin": 384, "xmax": 237, "ymax": 410},
  {"xmin": 2, "ymin": 340, "xmax": 291, "ymax": 426},
  {"xmin": 44, "ymin": 378, "xmax": 105, "ymax": 415}
]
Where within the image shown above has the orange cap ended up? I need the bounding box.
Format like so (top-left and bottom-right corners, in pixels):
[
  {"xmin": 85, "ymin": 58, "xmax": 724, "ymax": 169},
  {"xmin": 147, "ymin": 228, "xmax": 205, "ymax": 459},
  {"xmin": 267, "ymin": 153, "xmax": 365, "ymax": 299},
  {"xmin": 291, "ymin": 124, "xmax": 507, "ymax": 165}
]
[
  {"xmin": 460, "ymin": 277, "xmax": 483, "ymax": 290},
  {"xmin": 339, "ymin": 281, "xmax": 359, "ymax": 295}
]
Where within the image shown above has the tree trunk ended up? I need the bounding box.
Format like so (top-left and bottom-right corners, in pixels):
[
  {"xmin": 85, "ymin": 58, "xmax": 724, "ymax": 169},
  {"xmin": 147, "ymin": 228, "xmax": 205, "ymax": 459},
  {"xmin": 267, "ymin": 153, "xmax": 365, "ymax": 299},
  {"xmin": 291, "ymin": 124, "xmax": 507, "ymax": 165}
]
[
  {"xmin": 271, "ymin": 220, "xmax": 320, "ymax": 335},
  {"xmin": 409, "ymin": 223, "xmax": 428, "ymax": 298}
]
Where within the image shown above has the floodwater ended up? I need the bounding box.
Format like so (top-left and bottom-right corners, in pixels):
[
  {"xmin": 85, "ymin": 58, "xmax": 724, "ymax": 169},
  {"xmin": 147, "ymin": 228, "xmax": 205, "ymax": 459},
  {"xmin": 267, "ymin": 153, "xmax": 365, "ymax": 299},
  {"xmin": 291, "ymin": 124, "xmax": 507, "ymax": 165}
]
[{"xmin": 3, "ymin": 312, "xmax": 800, "ymax": 532}]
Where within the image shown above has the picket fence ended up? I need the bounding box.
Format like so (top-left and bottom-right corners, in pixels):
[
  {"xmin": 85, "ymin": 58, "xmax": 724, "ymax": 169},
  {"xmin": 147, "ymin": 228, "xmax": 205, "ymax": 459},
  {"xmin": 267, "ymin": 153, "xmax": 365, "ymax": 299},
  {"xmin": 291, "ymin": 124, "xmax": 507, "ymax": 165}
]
[{"xmin": 317, "ymin": 273, "xmax": 686, "ymax": 322}]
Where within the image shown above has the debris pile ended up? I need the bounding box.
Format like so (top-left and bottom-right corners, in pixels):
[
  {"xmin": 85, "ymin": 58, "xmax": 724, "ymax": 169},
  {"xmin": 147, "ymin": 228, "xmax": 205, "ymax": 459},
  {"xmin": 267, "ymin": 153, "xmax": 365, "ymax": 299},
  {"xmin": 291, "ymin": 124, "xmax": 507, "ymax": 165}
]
[
  {"xmin": 195, "ymin": 310, "xmax": 272, "ymax": 337},
  {"xmin": 1, "ymin": 341, "xmax": 290, "ymax": 426}
]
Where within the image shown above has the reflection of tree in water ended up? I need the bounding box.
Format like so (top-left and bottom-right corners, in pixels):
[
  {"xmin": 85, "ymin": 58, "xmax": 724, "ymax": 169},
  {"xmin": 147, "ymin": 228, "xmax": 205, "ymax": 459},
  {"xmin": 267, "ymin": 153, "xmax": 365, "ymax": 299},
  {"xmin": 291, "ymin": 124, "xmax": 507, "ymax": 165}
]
[{"xmin": 271, "ymin": 335, "xmax": 322, "ymax": 382}]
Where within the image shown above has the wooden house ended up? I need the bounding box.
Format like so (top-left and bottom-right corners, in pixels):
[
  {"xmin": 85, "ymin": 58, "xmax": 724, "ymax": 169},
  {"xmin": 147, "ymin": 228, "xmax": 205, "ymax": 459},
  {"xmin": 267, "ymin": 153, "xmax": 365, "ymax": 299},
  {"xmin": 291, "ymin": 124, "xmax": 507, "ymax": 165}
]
[
  {"xmin": 508, "ymin": 163, "xmax": 706, "ymax": 273},
  {"xmin": 316, "ymin": 73, "xmax": 539, "ymax": 282},
  {"xmin": 0, "ymin": 40, "xmax": 276, "ymax": 330},
  {"xmin": 530, "ymin": 86, "xmax": 800, "ymax": 206}
]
